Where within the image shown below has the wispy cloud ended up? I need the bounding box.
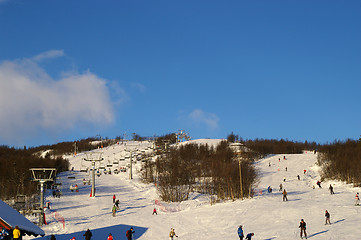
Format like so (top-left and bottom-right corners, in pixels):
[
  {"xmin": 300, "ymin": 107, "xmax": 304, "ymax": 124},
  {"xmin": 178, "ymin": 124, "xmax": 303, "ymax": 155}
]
[
  {"xmin": 188, "ymin": 109, "xmax": 219, "ymax": 130},
  {"xmin": 31, "ymin": 50, "xmax": 65, "ymax": 62},
  {"xmin": 131, "ymin": 82, "xmax": 146, "ymax": 93},
  {"xmin": 0, "ymin": 50, "xmax": 115, "ymax": 144}
]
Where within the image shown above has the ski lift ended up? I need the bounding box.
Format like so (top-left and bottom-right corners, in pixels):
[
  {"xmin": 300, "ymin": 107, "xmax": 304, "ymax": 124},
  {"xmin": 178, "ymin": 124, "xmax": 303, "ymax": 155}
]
[{"xmin": 80, "ymin": 158, "xmax": 89, "ymax": 172}]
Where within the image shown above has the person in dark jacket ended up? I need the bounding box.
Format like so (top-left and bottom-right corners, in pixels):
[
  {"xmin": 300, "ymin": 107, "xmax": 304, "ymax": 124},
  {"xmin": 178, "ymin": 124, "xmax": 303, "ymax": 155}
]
[
  {"xmin": 325, "ymin": 210, "xmax": 331, "ymax": 225},
  {"xmin": 329, "ymin": 184, "xmax": 334, "ymax": 194},
  {"xmin": 50, "ymin": 235, "xmax": 56, "ymax": 240},
  {"xmin": 126, "ymin": 227, "xmax": 134, "ymax": 240},
  {"xmin": 299, "ymin": 219, "xmax": 307, "ymax": 239},
  {"xmin": 245, "ymin": 233, "xmax": 254, "ymax": 240},
  {"xmin": 83, "ymin": 229, "xmax": 92, "ymax": 240}
]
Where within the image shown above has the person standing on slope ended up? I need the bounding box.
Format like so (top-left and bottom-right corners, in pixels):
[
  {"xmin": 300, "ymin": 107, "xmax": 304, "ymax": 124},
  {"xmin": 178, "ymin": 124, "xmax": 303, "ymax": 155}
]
[
  {"xmin": 112, "ymin": 194, "xmax": 116, "ymax": 204},
  {"xmin": 83, "ymin": 229, "xmax": 92, "ymax": 240},
  {"xmin": 126, "ymin": 227, "xmax": 134, "ymax": 240},
  {"xmin": 325, "ymin": 210, "xmax": 331, "ymax": 225},
  {"xmin": 237, "ymin": 225, "xmax": 244, "ymax": 240},
  {"xmin": 355, "ymin": 193, "xmax": 360, "ymax": 206},
  {"xmin": 169, "ymin": 228, "xmax": 178, "ymax": 240},
  {"xmin": 12, "ymin": 226, "xmax": 21, "ymax": 240},
  {"xmin": 282, "ymin": 189, "xmax": 288, "ymax": 201},
  {"xmin": 245, "ymin": 233, "xmax": 254, "ymax": 240},
  {"xmin": 329, "ymin": 184, "xmax": 334, "ymax": 194},
  {"xmin": 299, "ymin": 219, "xmax": 307, "ymax": 239},
  {"xmin": 107, "ymin": 233, "xmax": 113, "ymax": 240}
]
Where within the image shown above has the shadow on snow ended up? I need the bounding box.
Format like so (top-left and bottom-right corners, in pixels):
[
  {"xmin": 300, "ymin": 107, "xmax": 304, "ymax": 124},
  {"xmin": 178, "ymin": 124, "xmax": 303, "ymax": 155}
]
[{"xmin": 32, "ymin": 224, "xmax": 148, "ymax": 240}]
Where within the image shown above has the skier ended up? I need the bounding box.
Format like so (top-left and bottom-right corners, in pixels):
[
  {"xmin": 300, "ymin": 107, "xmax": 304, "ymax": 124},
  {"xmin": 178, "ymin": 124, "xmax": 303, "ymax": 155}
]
[
  {"xmin": 279, "ymin": 183, "xmax": 283, "ymax": 191},
  {"xmin": 268, "ymin": 161, "xmax": 271, "ymax": 167},
  {"xmin": 115, "ymin": 199, "xmax": 120, "ymax": 209},
  {"xmin": 285, "ymin": 167, "xmax": 287, "ymax": 171},
  {"xmin": 355, "ymin": 193, "xmax": 360, "ymax": 206},
  {"xmin": 169, "ymin": 228, "xmax": 178, "ymax": 240},
  {"xmin": 152, "ymin": 207, "xmax": 157, "ymax": 215},
  {"xmin": 282, "ymin": 189, "xmax": 288, "ymax": 201},
  {"xmin": 329, "ymin": 184, "xmax": 334, "ymax": 194},
  {"xmin": 299, "ymin": 219, "xmax": 307, "ymax": 239},
  {"xmin": 112, "ymin": 205, "xmax": 117, "ymax": 217},
  {"xmin": 325, "ymin": 210, "xmax": 331, "ymax": 225},
  {"xmin": 297, "ymin": 175, "xmax": 300, "ymax": 180},
  {"xmin": 107, "ymin": 233, "xmax": 113, "ymax": 240},
  {"xmin": 303, "ymin": 169, "xmax": 306, "ymax": 174},
  {"xmin": 237, "ymin": 225, "xmax": 244, "ymax": 240},
  {"xmin": 245, "ymin": 233, "xmax": 254, "ymax": 240},
  {"xmin": 316, "ymin": 181, "xmax": 322, "ymax": 188},
  {"xmin": 267, "ymin": 186, "xmax": 272, "ymax": 193},
  {"xmin": 126, "ymin": 227, "xmax": 134, "ymax": 240},
  {"xmin": 83, "ymin": 229, "xmax": 92, "ymax": 240},
  {"xmin": 112, "ymin": 194, "xmax": 116, "ymax": 204},
  {"xmin": 283, "ymin": 176, "xmax": 286, "ymax": 182}
]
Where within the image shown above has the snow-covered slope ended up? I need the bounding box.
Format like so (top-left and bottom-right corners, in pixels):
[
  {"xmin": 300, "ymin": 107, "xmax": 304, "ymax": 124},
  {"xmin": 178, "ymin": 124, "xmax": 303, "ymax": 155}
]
[{"xmin": 27, "ymin": 141, "xmax": 361, "ymax": 240}]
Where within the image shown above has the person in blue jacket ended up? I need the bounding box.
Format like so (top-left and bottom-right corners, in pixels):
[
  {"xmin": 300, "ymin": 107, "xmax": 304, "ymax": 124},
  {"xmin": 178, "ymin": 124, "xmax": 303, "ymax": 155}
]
[
  {"xmin": 237, "ymin": 225, "xmax": 244, "ymax": 240},
  {"xmin": 245, "ymin": 233, "xmax": 254, "ymax": 240}
]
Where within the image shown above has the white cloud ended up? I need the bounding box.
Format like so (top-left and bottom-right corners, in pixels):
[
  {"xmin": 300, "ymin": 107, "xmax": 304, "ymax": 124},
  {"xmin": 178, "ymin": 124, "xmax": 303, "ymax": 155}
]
[
  {"xmin": 188, "ymin": 109, "xmax": 219, "ymax": 130},
  {"xmin": 0, "ymin": 51, "xmax": 115, "ymax": 144}
]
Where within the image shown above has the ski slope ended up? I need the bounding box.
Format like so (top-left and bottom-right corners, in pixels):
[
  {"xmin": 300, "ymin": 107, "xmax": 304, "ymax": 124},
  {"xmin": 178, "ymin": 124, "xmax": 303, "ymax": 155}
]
[{"xmin": 26, "ymin": 140, "xmax": 361, "ymax": 240}]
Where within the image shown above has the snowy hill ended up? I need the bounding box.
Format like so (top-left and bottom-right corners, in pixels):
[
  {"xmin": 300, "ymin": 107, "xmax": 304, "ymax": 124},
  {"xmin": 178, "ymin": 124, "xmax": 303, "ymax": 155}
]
[{"xmin": 25, "ymin": 140, "xmax": 361, "ymax": 240}]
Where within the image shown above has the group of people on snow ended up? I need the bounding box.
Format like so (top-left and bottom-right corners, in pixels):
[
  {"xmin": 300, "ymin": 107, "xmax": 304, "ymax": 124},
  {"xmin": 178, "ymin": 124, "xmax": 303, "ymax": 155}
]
[{"xmin": 237, "ymin": 225, "xmax": 254, "ymax": 240}]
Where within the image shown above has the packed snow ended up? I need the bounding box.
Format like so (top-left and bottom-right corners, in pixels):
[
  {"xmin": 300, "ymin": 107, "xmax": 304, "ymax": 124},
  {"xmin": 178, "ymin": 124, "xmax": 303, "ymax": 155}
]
[{"xmin": 23, "ymin": 140, "xmax": 361, "ymax": 240}]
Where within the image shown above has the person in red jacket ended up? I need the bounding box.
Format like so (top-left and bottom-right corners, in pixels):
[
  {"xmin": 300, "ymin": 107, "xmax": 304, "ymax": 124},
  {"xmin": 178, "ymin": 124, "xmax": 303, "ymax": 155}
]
[
  {"xmin": 112, "ymin": 194, "xmax": 116, "ymax": 204},
  {"xmin": 107, "ymin": 233, "xmax": 113, "ymax": 240}
]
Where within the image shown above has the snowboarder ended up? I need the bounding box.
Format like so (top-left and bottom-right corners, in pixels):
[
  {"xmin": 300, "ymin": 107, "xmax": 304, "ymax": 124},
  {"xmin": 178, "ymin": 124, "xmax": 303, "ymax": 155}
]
[
  {"xmin": 282, "ymin": 189, "xmax": 288, "ymax": 201},
  {"xmin": 325, "ymin": 210, "xmax": 331, "ymax": 225},
  {"xmin": 299, "ymin": 219, "xmax": 307, "ymax": 239},
  {"xmin": 316, "ymin": 181, "xmax": 322, "ymax": 188},
  {"xmin": 126, "ymin": 227, "xmax": 134, "ymax": 240},
  {"xmin": 169, "ymin": 228, "xmax": 178, "ymax": 240},
  {"xmin": 152, "ymin": 207, "xmax": 157, "ymax": 215},
  {"xmin": 245, "ymin": 233, "xmax": 254, "ymax": 240},
  {"xmin": 107, "ymin": 233, "xmax": 113, "ymax": 240},
  {"xmin": 83, "ymin": 229, "xmax": 92, "ymax": 240},
  {"xmin": 112, "ymin": 194, "xmax": 116, "ymax": 204},
  {"xmin": 112, "ymin": 205, "xmax": 117, "ymax": 217},
  {"xmin": 355, "ymin": 193, "xmax": 360, "ymax": 206},
  {"xmin": 279, "ymin": 183, "xmax": 283, "ymax": 191},
  {"xmin": 237, "ymin": 225, "xmax": 244, "ymax": 240},
  {"xmin": 329, "ymin": 184, "xmax": 334, "ymax": 194}
]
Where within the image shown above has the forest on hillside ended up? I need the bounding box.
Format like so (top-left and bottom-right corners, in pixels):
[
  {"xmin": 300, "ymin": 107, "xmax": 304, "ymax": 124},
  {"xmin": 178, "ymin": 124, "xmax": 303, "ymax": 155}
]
[
  {"xmin": 0, "ymin": 146, "xmax": 69, "ymax": 200},
  {"xmin": 140, "ymin": 140, "xmax": 257, "ymax": 202},
  {"xmin": 317, "ymin": 138, "xmax": 361, "ymax": 186}
]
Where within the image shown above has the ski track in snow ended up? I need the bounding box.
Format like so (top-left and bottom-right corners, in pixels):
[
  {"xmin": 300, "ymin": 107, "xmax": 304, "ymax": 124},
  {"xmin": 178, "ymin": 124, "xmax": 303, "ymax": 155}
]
[{"xmin": 23, "ymin": 141, "xmax": 361, "ymax": 240}]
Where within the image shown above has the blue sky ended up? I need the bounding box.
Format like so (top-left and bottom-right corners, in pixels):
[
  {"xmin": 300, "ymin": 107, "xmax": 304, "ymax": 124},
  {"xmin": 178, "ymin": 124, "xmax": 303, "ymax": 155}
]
[{"xmin": 0, "ymin": 0, "xmax": 360, "ymax": 147}]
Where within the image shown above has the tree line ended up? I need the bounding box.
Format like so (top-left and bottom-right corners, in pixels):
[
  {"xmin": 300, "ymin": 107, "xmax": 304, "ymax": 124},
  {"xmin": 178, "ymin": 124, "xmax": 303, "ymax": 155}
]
[
  {"xmin": 0, "ymin": 146, "xmax": 69, "ymax": 200},
  {"xmin": 140, "ymin": 140, "xmax": 257, "ymax": 203},
  {"xmin": 317, "ymin": 138, "xmax": 361, "ymax": 187}
]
